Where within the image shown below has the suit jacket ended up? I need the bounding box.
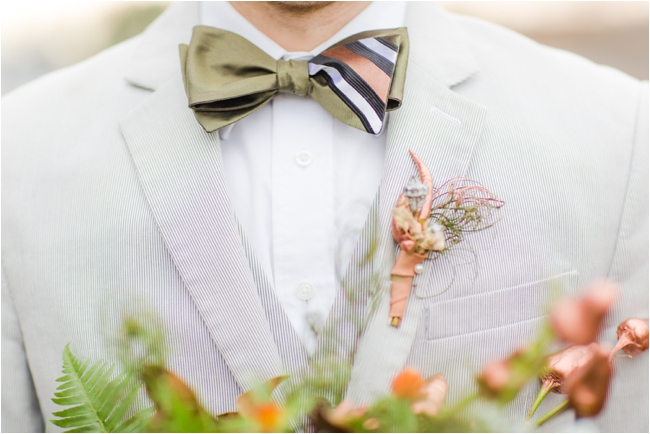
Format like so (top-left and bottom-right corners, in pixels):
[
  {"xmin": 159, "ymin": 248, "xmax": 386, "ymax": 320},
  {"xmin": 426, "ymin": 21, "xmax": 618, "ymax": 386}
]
[{"xmin": 2, "ymin": 2, "xmax": 647, "ymax": 432}]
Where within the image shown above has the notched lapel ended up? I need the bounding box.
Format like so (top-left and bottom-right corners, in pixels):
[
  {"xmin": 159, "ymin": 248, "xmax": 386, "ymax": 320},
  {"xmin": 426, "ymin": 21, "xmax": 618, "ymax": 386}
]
[
  {"xmin": 119, "ymin": 72, "xmax": 284, "ymax": 392},
  {"xmin": 346, "ymin": 60, "xmax": 488, "ymax": 404}
]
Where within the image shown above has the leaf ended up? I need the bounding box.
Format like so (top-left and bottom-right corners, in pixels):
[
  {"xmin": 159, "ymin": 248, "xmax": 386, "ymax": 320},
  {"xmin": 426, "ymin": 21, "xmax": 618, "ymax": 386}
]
[
  {"xmin": 236, "ymin": 375, "xmax": 289, "ymax": 418},
  {"xmin": 50, "ymin": 344, "xmax": 152, "ymax": 433},
  {"xmin": 113, "ymin": 406, "xmax": 155, "ymax": 433},
  {"xmin": 142, "ymin": 366, "xmax": 221, "ymax": 433}
]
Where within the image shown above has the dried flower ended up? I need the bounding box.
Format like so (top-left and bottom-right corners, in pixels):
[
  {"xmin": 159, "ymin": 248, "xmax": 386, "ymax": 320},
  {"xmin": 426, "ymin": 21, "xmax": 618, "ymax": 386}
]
[
  {"xmin": 542, "ymin": 343, "xmax": 601, "ymax": 394},
  {"xmin": 611, "ymin": 318, "xmax": 649, "ymax": 360},
  {"xmin": 411, "ymin": 374, "xmax": 447, "ymax": 417},
  {"xmin": 565, "ymin": 344, "xmax": 612, "ymax": 417},
  {"xmin": 550, "ymin": 280, "xmax": 619, "ymax": 344},
  {"xmin": 392, "ymin": 368, "xmax": 424, "ymax": 400},
  {"xmin": 428, "ymin": 177, "xmax": 504, "ymax": 251}
]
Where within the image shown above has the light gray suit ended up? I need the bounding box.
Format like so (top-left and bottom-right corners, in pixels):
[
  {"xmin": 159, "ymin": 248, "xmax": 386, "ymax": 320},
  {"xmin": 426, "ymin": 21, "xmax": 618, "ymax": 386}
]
[{"xmin": 2, "ymin": 2, "xmax": 647, "ymax": 432}]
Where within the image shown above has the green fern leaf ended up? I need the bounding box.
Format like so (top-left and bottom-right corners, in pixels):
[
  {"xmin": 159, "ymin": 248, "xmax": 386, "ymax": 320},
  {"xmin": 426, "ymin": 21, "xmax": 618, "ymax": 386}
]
[{"xmin": 50, "ymin": 344, "xmax": 152, "ymax": 433}]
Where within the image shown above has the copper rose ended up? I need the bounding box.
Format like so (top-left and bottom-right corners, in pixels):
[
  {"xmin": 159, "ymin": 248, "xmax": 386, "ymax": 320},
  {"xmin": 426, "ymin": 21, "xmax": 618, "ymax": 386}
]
[
  {"xmin": 542, "ymin": 343, "xmax": 601, "ymax": 394},
  {"xmin": 610, "ymin": 318, "xmax": 649, "ymax": 360},
  {"xmin": 527, "ymin": 343, "xmax": 600, "ymax": 420},
  {"xmin": 550, "ymin": 280, "xmax": 619, "ymax": 345},
  {"xmin": 565, "ymin": 345, "xmax": 612, "ymax": 418}
]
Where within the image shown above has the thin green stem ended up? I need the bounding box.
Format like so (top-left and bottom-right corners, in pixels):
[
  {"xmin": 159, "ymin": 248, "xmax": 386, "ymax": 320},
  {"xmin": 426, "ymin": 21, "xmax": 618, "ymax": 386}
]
[
  {"xmin": 446, "ymin": 392, "xmax": 479, "ymax": 414},
  {"xmin": 526, "ymin": 382, "xmax": 553, "ymax": 420},
  {"xmin": 535, "ymin": 399, "xmax": 570, "ymax": 428}
]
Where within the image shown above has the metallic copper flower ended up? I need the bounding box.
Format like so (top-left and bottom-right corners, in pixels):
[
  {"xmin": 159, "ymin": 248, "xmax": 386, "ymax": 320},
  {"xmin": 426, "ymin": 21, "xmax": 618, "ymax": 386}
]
[
  {"xmin": 610, "ymin": 318, "xmax": 649, "ymax": 360},
  {"xmin": 565, "ymin": 345, "xmax": 612, "ymax": 418},
  {"xmin": 550, "ymin": 280, "xmax": 619, "ymax": 345},
  {"xmin": 541, "ymin": 343, "xmax": 601, "ymax": 394}
]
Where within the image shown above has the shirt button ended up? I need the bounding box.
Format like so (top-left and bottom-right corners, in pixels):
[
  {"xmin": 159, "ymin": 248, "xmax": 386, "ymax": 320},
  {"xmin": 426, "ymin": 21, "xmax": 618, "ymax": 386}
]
[
  {"xmin": 295, "ymin": 150, "xmax": 313, "ymax": 167},
  {"xmin": 295, "ymin": 282, "xmax": 315, "ymax": 300}
]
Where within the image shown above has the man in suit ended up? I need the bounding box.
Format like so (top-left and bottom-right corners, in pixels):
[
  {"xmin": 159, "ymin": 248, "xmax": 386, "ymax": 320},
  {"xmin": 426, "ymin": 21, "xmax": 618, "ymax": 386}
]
[{"xmin": 3, "ymin": 2, "xmax": 647, "ymax": 432}]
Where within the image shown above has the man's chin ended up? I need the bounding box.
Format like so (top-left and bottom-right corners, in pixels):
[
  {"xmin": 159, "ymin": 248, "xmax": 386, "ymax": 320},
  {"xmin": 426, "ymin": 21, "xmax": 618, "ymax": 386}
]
[{"xmin": 269, "ymin": 1, "xmax": 336, "ymax": 14}]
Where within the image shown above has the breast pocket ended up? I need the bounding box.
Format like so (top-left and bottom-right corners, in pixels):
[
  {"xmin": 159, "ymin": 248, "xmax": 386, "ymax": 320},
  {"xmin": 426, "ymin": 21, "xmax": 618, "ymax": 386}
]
[{"xmin": 425, "ymin": 271, "xmax": 579, "ymax": 341}]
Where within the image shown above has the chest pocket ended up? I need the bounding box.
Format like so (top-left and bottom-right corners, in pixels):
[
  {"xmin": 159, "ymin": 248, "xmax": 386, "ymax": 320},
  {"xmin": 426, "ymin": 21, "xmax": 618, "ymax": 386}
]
[{"xmin": 425, "ymin": 270, "xmax": 578, "ymax": 341}]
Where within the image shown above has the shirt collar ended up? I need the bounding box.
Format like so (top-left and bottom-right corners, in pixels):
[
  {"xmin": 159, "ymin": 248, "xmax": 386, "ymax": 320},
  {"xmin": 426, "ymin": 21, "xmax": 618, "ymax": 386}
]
[{"xmin": 199, "ymin": 1, "xmax": 407, "ymax": 61}]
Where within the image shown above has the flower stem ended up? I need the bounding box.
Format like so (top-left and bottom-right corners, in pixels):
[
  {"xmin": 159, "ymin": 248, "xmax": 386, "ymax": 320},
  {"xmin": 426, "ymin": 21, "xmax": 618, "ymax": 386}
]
[
  {"xmin": 535, "ymin": 399, "xmax": 570, "ymax": 428},
  {"xmin": 526, "ymin": 382, "xmax": 553, "ymax": 421}
]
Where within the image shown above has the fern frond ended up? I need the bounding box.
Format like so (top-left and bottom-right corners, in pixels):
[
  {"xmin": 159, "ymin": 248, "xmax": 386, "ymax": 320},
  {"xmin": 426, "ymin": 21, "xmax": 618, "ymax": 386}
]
[{"xmin": 51, "ymin": 344, "xmax": 152, "ymax": 433}]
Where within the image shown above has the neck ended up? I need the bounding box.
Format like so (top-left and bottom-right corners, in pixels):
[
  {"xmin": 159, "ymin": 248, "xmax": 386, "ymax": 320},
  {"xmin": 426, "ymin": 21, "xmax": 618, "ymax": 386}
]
[{"xmin": 229, "ymin": 1, "xmax": 372, "ymax": 52}]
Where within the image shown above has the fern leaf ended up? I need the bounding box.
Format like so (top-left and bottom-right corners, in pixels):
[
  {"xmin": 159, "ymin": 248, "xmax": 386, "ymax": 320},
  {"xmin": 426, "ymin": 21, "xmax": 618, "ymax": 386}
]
[
  {"xmin": 113, "ymin": 406, "xmax": 155, "ymax": 433},
  {"xmin": 50, "ymin": 344, "xmax": 151, "ymax": 433},
  {"xmin": 104, "ymin": 381, "xmax": 142, "ymax": 432}
]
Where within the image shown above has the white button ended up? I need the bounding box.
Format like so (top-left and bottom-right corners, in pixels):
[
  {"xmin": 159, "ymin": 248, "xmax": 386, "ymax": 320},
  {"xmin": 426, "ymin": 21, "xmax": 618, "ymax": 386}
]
[
  {"xmin": 295, "ymin": 282, "xmax": 315, "ymax": 300},
  {"xmin": 295, "ymin": 150, "xmax": 313, "ymax": 167}
]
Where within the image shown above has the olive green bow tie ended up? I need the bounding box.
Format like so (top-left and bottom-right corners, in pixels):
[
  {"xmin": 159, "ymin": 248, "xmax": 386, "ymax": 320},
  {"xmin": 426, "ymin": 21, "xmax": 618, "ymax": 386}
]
[{"xmin": 179, "ymin": 26, "xmax": 409, "ymax": 135}]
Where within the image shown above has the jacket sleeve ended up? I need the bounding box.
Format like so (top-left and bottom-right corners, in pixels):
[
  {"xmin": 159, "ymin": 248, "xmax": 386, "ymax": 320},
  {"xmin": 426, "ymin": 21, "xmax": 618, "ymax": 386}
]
[
  {"xmin": 2, "ymin": 267, "xmax": 44, "ymax": 433},
  {"xmin": 598, "ymin": 81, "xmax": 649, "ymax": 432}
]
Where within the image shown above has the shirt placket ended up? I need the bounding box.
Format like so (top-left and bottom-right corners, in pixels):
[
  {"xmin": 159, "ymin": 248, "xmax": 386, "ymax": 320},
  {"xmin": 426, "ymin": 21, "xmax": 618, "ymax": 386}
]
[{"xmin": 271, "ymin": 89, "xmax": 336, "ymax": 355}]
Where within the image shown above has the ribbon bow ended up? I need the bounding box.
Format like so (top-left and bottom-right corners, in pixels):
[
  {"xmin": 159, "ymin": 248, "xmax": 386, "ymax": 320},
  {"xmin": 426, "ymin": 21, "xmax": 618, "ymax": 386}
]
[{"xmin": 179, "ymin": 26, "xmax": 409, "ymax": 135}]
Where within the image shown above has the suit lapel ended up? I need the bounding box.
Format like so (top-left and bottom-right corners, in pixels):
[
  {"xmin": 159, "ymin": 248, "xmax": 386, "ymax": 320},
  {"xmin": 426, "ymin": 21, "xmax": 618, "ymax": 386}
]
[
  {"xmin": 345, "ymin": 3, "xmax": 488, "ymax": 404},
  {"xmin": 120, "ymin": 72, "xmax": 285, "ymax": 392}
]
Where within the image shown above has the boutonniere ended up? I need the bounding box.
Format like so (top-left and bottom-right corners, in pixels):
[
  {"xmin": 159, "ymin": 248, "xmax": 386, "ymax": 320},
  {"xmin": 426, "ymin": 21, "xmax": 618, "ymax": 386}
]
[{"xmin": 389, "ymin": 150, "xmax": 505, "ymax": 327}]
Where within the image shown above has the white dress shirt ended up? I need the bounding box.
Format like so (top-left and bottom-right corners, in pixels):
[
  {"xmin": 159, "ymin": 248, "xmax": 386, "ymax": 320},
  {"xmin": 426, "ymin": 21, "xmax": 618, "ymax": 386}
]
[{"xmin": 200, "ymin": 2, "xmax": 407, "ymax": 354}]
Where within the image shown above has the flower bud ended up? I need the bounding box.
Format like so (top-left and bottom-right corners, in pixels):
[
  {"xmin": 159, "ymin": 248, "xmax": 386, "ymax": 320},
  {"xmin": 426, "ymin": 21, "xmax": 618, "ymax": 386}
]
[
  {"xmin": 565, "ymin": 345, "xmax": 611, "ymax": 418},
  {"xmin": 391, "ymin": 368, "xmax": 424, "ymax": 400},
  {"xmin": 611, "ymin": 318, "xmax": 649, "ymax": 359},
  {"xmin": 550, "ymin": 280, "xmax": 619, "ymax": 344},
  {"xmin": 541, "ymin": 343, "xmax": 600, "ymax": 394},
  {"xmin": 411, "ymin": 374, "xmax": 447, "ymax": 417}
]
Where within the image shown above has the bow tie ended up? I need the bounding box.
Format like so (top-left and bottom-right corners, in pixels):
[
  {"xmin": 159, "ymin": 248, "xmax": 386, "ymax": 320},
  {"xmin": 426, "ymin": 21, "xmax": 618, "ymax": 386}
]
[{"xmin": 179, "ymin": 26, "xmax": 409, "ymax": 135}]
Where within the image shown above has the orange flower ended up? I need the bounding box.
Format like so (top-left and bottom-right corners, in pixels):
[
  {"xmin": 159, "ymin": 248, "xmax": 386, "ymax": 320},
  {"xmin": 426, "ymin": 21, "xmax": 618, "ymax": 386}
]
[
  {"xmin": 550, "ymin": 280, "xmax": 618, "ymax": 345},
  {"xmin": 391, "ymin": 368, "xmax": 424, "ymax": 400},
  {"xmin": 236, "ymin": 375, "xmax": 288, "ymax": 432},
  {"xmin": 252, "ymin": 402, "xmax": 283, "ymax": 432},
  {"xmin": 611, "ymin": 318, "xmax": 649, "ymax": 359},
  {"xmin": 565, "ymin": 344, "xmax": 612, "ymax": 417}
]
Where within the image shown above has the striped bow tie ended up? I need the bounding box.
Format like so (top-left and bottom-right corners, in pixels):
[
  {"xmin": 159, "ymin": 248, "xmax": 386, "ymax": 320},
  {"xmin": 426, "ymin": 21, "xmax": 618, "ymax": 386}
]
[{"xmin": 179, "ymin": 26, "xmax": 409, "ymax": 135}]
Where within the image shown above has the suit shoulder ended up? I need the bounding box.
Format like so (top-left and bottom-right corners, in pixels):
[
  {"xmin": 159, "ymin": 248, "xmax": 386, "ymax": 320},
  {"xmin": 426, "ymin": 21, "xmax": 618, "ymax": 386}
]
[
  {"xmin": 448, "ymin": 11, "xmax": 643, "ymax": 96},
  {"xmin": 2, "ymin": 33, "xmax": 143, "ymax": 110}
]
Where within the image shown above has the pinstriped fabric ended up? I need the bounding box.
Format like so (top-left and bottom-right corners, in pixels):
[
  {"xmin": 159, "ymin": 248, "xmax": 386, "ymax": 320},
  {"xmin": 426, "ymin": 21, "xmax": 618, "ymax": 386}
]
[
  {"xmin": 346, "ymin": 61, "xmax": 490, "ymax": 404},
  {"xmin": 236, "ymin": 221, "xmax": 309, "ymax": 377},
  {"xmin": 120, "ymin": 74, "xmax": 286, "ymax": 393},
  {"xmin": 2, "ymin": 2, "xmax": 648, "ymax": 432},
  {"xmin": 311, "ymin": 192, "xmax": 380, "ymax": 399}
]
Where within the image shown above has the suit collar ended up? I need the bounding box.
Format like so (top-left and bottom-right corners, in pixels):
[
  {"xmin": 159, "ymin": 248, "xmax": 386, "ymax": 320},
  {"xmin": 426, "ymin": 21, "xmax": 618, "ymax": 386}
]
[
  {"xmin": 124, "ymin": 2, "xmax": 199, "ymax": 91},
  {"xmin": 124, "ymin": 1, "xmax": 480, "ymax": 92},
  {"xmin": 119, "ymin": 73, "xmax": 286, "ymax": 392}
]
